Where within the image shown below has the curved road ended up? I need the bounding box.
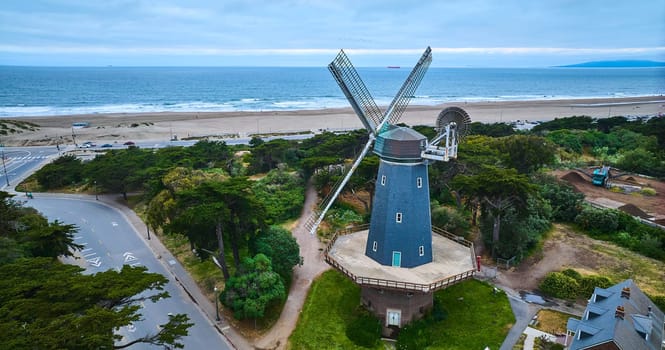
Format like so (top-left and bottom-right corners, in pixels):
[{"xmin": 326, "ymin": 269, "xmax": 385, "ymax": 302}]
[{"xmin": 26, "ymin": 196, "xmax": 233, "ymax": 349}]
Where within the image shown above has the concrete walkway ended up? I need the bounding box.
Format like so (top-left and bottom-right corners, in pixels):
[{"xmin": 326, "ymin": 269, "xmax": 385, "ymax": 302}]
[
  {"xmin": 523, "ymin": 327, "xmax": 557, "ymax": 350},
  {"xmin": 254, "ymin": 181, "xmax": 331, "ymax": 350}
]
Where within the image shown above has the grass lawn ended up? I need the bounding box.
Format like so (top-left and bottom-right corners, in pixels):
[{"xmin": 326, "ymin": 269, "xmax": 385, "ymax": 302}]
[
  {"xmin": 289, "ymin": 271, "xmax": 514, "ymax": 349},
  {"xmin": 428, "ymin": 279, "xmax": 515, "ymax": 350},
  {"xmin": 288, "ymin": 270, "xmax": 376, "ymax": 350},
  {"xmin": 532, "ymin": 309, "xmax": 573, "ymax": 335}
]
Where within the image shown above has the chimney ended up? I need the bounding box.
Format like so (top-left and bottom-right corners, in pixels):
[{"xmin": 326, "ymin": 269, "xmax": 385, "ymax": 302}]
[
  {"xmin": 615, "ymin": 305, "xmax": 625, "ymax": 319},
  {"xmin": 647, "ymin": 305, "xmax": 652, "ymax": 318},
  {"xmin": 621, "ymin": 287, "xmax": 630, "ymax": 299}
]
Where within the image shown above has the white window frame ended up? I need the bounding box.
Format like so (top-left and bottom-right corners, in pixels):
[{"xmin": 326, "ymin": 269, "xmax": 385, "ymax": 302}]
[
  {"xmin": 396, "ymin": 212, "xmax": 402, "ymax": 223},
  {"xmin": 419, "ymin": 245, "xmax": 424, "ymax": 256},
  {"xmin": 381, "ymin": 175, "xmax": 386, "ymax": 186},
  {"xmin": 416, "ymin": 177, "xmax": 422, "ymax": 188},
  {"xmin": 372, "ymin": 241, "xmax": 377, "ymax": 252}
]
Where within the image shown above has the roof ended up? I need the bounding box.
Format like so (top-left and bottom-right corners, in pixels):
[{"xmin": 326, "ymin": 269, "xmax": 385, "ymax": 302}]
[
  {"xmin": 567, "ymin": 279, "xmax": 665, "ymax": 350},
  {"xmin": 373, "ymin": 126, "xmax": 427, "ymax": 161}
]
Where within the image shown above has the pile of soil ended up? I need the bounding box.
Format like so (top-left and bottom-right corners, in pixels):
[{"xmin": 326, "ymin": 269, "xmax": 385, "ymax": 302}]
[
  {"xmin": 560, "ymin": 171, "xmax": 587, "ymax": 192},
  {"xmin": 618, "ymin": 204, "xmax": 651, "ymax": 219}
]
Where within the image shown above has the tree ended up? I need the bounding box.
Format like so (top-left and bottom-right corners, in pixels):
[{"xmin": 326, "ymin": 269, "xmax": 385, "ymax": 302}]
[
  {"xmin": 255, "ymin": 226, "xmax": 300, "ymax": 284},
  {"xmin": 220, "ymin": 253, "xmax": 286, "ymax": 320},
  {"xmin": 452, "ymin": 166, "xmax": 535, "ymax": 254},
  {"xmin": 167, "ymin": 178, "xmax": 267, "ymax": 279},
  {"xmin": 496, "ymin": 135, "xmax": 556, "ymax": 174},
  {"xmin": 0, "ymin": 258, "xmax": 192, "ymax": 349},
  {"xmin": 35, "ymin": 154, "xmax": 84, "ymax": 189}
]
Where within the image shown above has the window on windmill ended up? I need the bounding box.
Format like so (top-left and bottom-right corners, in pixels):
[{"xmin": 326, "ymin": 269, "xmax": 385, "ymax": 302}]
[
  {"xmin": 381, "ymin": 175, "xmax": 386, "ymax": 186},
  {"xmin": 419, "ymin": 246, "xmax": 424, "ymax": 256},
  {"xmin": 373, "ymin": 241, "xmax": 377, "ymax": 252},
  {"xmin": 396, "ymin": 212, "xmax": 402, "ymax": 223},
  {"xmin": 416, "ymin": 177, "xmax": 422, "ymax": 188}
]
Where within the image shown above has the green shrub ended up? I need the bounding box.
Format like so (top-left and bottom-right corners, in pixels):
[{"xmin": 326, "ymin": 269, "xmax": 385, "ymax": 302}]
[
  {"xmin": 539, "ymin": 272, "xmax": 580, "ymax": 299},
  {"xmin": 561, "ymin": 268, "xmax": 582, "ymax": 281},
  {"xmin": 396, "ymin": 318, "xmax": 433, "ymax": 350},
  {"xmin": 574, "ymin": 207, "xmax": 619, "ymax": 234},
  {"xmin": 648, "ymin": 294, "xmax": 665, "ymax": 312},
  {"xmin": 579, "ymin": 275, "xmax": 613, "ymax": 297},
  {"xmin": 345, "ymin": 311, "xmax": 381, "ymax": 348},
  {"xmin": 431, "ymin": 206, "xmax": 471, "ymax": 238},
  {"xmin": 640, "ymin": 187, "xmax": 657, "ymax": 196}
]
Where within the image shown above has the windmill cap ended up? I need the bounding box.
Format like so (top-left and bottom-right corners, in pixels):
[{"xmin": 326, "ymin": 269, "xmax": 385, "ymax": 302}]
[{"xmin": 374, "ymin": 126, "xmax": 427, "ymax": 161}]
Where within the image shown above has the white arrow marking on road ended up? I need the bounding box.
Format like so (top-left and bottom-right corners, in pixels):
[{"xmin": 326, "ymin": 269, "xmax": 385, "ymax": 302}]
[
  {"xmin": 111, "ymin": 221, "xmax": 118, "ymax": 226},
  {"xmin": 86, "ymin": 256, "xmax": 101, "ymax": 267},
  {"xmin": 123, "ymin": 252, "xmax": 138, "ymax": 262}
]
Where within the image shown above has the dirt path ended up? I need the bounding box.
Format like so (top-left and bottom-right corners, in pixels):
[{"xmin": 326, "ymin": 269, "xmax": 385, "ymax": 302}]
[{"xmin": 253, "ymin": 181, "xmax": 330, "ymax": 350}]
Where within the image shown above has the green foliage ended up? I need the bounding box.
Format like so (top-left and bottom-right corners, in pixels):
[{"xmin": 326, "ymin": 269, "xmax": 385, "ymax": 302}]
[
  {"xmin": 535, "ymin": 175, "xmax": 584, "ymax": 222},
  {"xmin": 255, "ymin": 226, "xmax": 300, "ymax": 285},
  {"xmin": 640, "ymin": 187, "xmax": 657, "ymax": 196},
  {"xmin": 345, "ymin": 310, "xmax": 381, "ymax": 348},
  {"xmin": 539, "ymin": 272, "xmax": 580, "ymax": 299},
  {"xmin": 616, "ymin": 147, "xmax": 662, "ymax": 176},
  {"xmin": 495, "ymin": 135, "xmax": 556, "ymax": 174},
  {"xmin": 0, "ymin": 192, "xmax": 83, "ymax": 262},
  {"xmin": 431, "ymin": 206, "xmax": 471, "ymax": 238},
  {"xmin": 221, "ymin": 254, "xmax": 286, "ymax": 320},
  {"xmin": 544, "ymin": 129, "xmax": 584, "ymax": 154},
  {"xmin": 648, "ymin": 294, "xmax": 665, "ymax": 313},
  {"xmin": 396, "ymin": 318, "xmax": 433, "ymax": 350},
  {"xmin": 540, "ymin": 270, "xmax": 613, "ymax": 299},
  {"xmin": 35, "ymin": 155, "xmax": 85, "ymax": 189},
  {"xmin": 574, "ymin": 206, "xmax": 619, "ymax": 234},
  {"xmin": 468, "ymin": 122, "xmax": 515, "ymax": 137},
  {"xmin": 578, "ymin": 275, "xmax": 613, "ymax": 297},
  {"xmin": 532, "ymin": 115, "xmax": 595, "ymax": 132},
  {"xmin": 0, "ymin": 258, "xmax": 192, "ymax": 349},
  {"xmin": 253, "ymin": 169, "xmax": 305, "ymax": 224}
]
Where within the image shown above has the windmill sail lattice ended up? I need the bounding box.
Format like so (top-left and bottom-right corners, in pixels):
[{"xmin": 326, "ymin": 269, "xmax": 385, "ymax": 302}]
[{"xmin": 307, "ymin": 47, "xmax": 433, "ymax": 234}]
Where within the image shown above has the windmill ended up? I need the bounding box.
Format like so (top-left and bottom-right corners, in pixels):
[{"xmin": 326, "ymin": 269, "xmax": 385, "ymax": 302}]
[{"xmin": 311, "ymin": 47, "xmax": 477, "ymax": 337}]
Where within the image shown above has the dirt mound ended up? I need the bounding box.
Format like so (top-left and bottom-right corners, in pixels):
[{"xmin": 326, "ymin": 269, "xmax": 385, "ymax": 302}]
[
  {"xmin": 560, "ymin": 171, "xmax": 588, "ymax": 191},
  {"xmin": 624, "ymin": 176, "xmax": 637, "ymax": 183},
  {"xmin": 618, "ymin": 204, "xmax": 651, "ymax": 219},
  {"xmin": 656, "ymin": 219, "xmax": 665, "ymax": 226}
]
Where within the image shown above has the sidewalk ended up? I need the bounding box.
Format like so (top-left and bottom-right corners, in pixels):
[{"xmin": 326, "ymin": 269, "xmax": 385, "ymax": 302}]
[{"xmin": 523, "ymin": 326, "xmax": 557, "ymax": 350}]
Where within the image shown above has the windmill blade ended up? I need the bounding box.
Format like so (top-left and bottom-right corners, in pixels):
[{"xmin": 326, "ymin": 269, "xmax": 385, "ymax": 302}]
[
  {"xmin": 378, "ymin": 47, "xmax": 433, "ymax": 130},
  {"xmin": 308, "ymin": 136, "xmax": 375, "ymax": 235},
  {"xmin": 329, "ymin": 50, "xmax": 383, "ymax": 134}
]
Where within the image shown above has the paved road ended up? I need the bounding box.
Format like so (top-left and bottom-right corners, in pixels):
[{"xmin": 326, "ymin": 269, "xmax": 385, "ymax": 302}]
[
  {"xmin": 0, "ymin": 146, "xmax": 61, "ymax": 190},
  {"xmin": 26, "ymin": 196, "xmax": 233, "ymax": 349}
]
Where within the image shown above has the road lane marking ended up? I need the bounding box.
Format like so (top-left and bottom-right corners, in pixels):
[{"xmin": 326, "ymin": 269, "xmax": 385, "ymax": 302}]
[
  {"xmin": 111, "ymin": 221, "xmax": 118, "ymax": 226},
  {"xmin": 83, "ymin": 253, "xmax": 96, "ymax": 257},
  {"xmin": 81, "ymin": 248, "xmax": 92, "ymax": 252},
  {"xmin": 123, "ymin": 252, "xmax": 138, "ymax": 262}
]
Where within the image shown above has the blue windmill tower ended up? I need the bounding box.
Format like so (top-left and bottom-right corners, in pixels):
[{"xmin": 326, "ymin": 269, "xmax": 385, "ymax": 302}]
[{"xmin": 307, "ymin": 48, "xmax": 476, "ymax": 336}]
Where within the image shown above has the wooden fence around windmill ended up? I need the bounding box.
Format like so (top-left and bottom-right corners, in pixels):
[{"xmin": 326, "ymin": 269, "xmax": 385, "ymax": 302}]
[{"xmin": 323, "ymin": 224, "xmax": 478, "ymax": 294}]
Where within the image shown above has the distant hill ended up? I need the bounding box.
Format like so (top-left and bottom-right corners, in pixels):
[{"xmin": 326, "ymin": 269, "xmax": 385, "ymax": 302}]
[{"xmin": 558, "ymin": 60, "xmax": 665, "ymax": 68}]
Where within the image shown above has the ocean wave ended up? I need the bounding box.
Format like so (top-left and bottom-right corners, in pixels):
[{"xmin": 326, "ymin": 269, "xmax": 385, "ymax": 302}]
[{"xmin": 0, "ymin": 93, "xmax": 661, "ymax": 118}]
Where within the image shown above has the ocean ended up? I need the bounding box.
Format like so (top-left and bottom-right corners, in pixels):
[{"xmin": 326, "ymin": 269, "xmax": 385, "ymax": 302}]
[{"xmin": 1, "ymin": 66, "xmax": 663, "ymax": 117}]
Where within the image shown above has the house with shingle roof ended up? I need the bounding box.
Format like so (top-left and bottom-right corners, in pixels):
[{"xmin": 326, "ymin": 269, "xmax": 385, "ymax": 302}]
[{"xmin": 566, "ymin": 279, "xmax": 664, "ymax": 349}]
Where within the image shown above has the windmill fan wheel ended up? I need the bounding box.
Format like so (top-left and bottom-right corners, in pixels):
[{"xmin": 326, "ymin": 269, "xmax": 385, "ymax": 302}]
[{"xmin": 435, "ymin": 106, "xmax": 471, "ymax": 139}]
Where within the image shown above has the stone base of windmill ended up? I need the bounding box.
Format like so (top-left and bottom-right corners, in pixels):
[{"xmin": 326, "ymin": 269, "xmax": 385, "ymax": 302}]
[
  {"xmin": 324, "ymin": 228, "xmax": 476, "ymax": 338},
  {"xmin": 361, "ymin": 286, "xmax": 434, "ymax": 337}
]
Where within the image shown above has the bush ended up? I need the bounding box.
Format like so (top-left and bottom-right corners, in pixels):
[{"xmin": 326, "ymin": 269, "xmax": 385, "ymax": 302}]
[
  {"xmin": 345, "ymin": 311, "xmax": 381, "ymax": 348},
  {"xmin": 431, "ymin": 206, "xmax": 471, "ymax": 238},
  {"xmin": 539, "ymin": 272, "xmax": 580, "ymax": 299},
  {"xmin": 579, "ymin": 275, "xmax": 613, "ymax": 297},
  {"xmin": 640, "ymin": 187, "xmax": 657, "ymax": 196},
  {"xmin": 574, "ymin": 207, "xmax": 619, "ymax": 234},
  {"xmin": 396, "ymin": 318, "xmax": 433, "ymax": 350},
  {"xmin": 560, "ymin": 268, "xmax": 582, "ymax": 281}
]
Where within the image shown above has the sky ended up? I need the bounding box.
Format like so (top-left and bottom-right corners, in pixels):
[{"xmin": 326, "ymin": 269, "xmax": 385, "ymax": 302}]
[{"xmin": 0, "ymin": 0, "xmax": 664, "ymax": 67}]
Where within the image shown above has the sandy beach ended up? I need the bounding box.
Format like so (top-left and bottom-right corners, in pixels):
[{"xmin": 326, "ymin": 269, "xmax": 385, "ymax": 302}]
[{"xmin": 3, "ymin": 96, "xmax": 664, "ymax": 147}]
